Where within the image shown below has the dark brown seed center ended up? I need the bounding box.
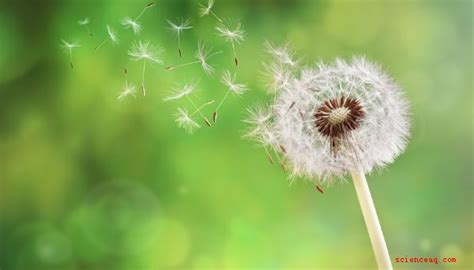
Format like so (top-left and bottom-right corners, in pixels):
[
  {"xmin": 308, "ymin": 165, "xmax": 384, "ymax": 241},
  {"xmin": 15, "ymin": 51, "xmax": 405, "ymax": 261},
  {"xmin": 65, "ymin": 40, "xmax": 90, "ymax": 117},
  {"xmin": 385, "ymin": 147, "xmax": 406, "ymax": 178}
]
[{"xmin": 314, "ymin": 96, "xmax": 365, "ymax": 139}]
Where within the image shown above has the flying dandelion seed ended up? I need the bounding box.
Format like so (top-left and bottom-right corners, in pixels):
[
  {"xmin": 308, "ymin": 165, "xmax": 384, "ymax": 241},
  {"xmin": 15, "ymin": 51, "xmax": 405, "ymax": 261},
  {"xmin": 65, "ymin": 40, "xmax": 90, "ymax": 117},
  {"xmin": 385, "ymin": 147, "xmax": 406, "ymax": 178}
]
[
  {"xmin": 121, "ymin": 2, "xmax": 156, "ymax": 34},
  {"xmin": 117, "ymin": 68, "xmax": 137, "ymax": 101},
  {"xmin": 264, "ymin": 41, "xmax": 298, "ymax": 67},
  {"xmin": 175, "ymin": 108, "xmax": 201, "ymax": 134},
  {"xmin": 95, "ymin": 25, "xmax": 119, "ymax": 52},
  {"xmin": 61, "ymin": 40, "xmax": 80, "ymax": 69},
  {"xmin": 246, "ymin": 47, "xmax": 410, "ymax": 269},
  {"xmin": 166, "ymin": 42, "xmax": 220, "ymax": 76},
  {"xmin": 78, "ymin": 17, "xmax": 93, "ymax": 37},
  {"xmin": 128, "ymin": 41, "xmax": 163, "ymax": 96},
  {"xmin": 167, "ymin": 18, "xmax": 192, "ymax": 57},
  {"xmin": 216, "ymin": 20, "xmax": 245, "ymax": 66},
  {"xmin": 164, "ymin": 81, "xmax": 213, "ymax": 127},
  {"xmin": 121, "ymin": 17, "xmax": 142, "ymax": 34},
  {"xmin": 199, "ymin": 0, "xmax": 223, "ymax": 22},
  {"xmin": 213, "ymin": 70, "xmax": 248, "ymax": 122}
]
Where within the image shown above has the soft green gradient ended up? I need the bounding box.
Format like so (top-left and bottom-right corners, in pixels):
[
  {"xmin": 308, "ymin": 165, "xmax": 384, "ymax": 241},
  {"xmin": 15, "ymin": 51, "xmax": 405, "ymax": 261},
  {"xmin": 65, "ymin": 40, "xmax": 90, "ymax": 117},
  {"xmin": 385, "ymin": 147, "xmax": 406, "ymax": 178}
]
[{"xmin": 0, "ymin": 0, "xmax": 472, "ymax": 269}]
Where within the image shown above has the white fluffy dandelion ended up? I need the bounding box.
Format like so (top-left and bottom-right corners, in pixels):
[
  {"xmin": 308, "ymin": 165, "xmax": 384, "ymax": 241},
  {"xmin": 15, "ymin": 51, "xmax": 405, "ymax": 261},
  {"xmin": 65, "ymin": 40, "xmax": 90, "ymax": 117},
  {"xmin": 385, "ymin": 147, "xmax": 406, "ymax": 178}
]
[
  {"xmin": 164, "ymin": 81, "xmax": 214, "ymax": 127},
  {"xmin": 246, "ymin": 49, "xmax": 410, "ymax": 269},
  {"xmin": 128, "ymin": 41, "xmax": 163, "ymax": 96},
  {"xmin": 117, "ymin": 68, "xmax": 137, "ymax": 101},
  {"xmin": 167, "ymin": 18, "xmax": 192, "ymax": 57},
  {"xmin": 61, "ymin": 40, "xmax": 80, "ymax": 69},
  {"xmin": 198, "ymin": 0, "xmax": 223, "ymax": 22},
  {"xmin": 216, "ymin": 20, "xmax": 245, "ymax": 66},
  {"xmin": 166, "ymin": 42, "xmax": 220, "ymax": 76},
  {"xmin": 121, "ymin": 17, "xmax": 142, "ymax": 34},
  {"xmin": 95, "ymin": 25, "xmax": 119, "ymax": 51},
  {"xmin": 213, "ymin": 70, "xmax": 248, "ymax": 122},
  {"xmin": 78, "ymin": 17, "xmax": 93, "ymax": 37}
]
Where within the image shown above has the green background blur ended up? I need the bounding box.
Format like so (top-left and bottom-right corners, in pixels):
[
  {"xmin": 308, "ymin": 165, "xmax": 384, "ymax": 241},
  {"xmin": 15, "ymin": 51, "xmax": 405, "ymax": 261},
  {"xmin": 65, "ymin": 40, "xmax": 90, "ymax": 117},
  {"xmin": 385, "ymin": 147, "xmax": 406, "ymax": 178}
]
[{"xmin": 0, "ymin": 0, "xmax": 472, "ymax": 269}]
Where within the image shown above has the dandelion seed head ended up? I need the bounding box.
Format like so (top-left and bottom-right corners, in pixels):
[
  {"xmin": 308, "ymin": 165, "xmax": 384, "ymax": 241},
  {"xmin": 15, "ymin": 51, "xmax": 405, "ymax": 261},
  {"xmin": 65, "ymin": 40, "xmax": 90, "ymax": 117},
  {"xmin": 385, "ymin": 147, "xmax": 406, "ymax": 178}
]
[
  {"xmin": 175, "ymin": 108, "xmax": 201, "ymax": 134},
  {"xmin": 106, "ymin": 25, "xmax": 119, "ymax": 43},
  {"xmin": 167, "ymin": 18, "xmax": 192, "ymax": 35},
  {"xmin": 221, "ymin": 70, "xmax": 248, "ymax": 95},
  {"xmin": 117, "ymin": 83, "xmax": 137, "ymax": 101},
  {"xmin": 199, "ymin": 0, "xmax": 215, "ymax": 17},
  {"xmin": 128, "ymin": 41, "xmax": 163, "ymax": 64},
  {"xmin": 246, "ymin": 54, "xmax": 410, "ymax": 182},
  {"xmin": 78, "ymin": 18, "xmax": 90, "ymax": 26},
  {"xmin": 163, "ymin": 81, "xmax": 199, "ymax": 101},
  {"xmin": 216, "ymin": 20, "xmax": 245, "ymax": 44},
  {"xmin": 121, "ymin": 17, "xmax": 142, "ymax": 34}
]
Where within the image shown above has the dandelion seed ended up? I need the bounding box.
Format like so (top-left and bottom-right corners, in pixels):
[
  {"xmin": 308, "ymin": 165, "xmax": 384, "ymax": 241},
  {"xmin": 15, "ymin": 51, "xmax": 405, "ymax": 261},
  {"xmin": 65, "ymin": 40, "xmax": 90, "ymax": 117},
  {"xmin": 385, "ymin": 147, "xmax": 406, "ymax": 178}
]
[
  {"xmin": 213, "ymin": 70, "xmax": 248, "ymax": 122},
  {"xmin": 61, "ymin": 40, "xmax": 80, "ymax": 69},
  {"xmin": 121, "ymin": 2, "xmax": 156, "ymax": 34},
  {"xmin": 316, "ymin": 185, "xmax": 324, "ymax": 194},
  {"xmin": 163, "ymin": 81, "xmax": 198, "ymax": 101},
  {"xmin": 78, "ymin": 17, "xmax": 93, "ymax": 37},
  {"xmin": 128, "ymin": 41, "xmax": 163, "ymax": 96},
  {"xmin": 164, "ymin": 81, "xmax": 213, "ymax": 127},
  {"xmin": 175, "ymin": 108, "xmax": 201, "ymax": 134},
  {"xmin": 167, "ymin": 18, "xmax": 192, "ymax": 57},
  {"xmin": 199, "ymin": 0, "xmax": 223, "ymax": 22},
  {"xmin": 166, "ymin": 42, "xmax": 220, "ymax": 76},
  {"xmin": 95, "ymin": 25, "xmax": 119, "ymax": 52},
  {"xmin": 117, "ymin": 68, "xmax": 137, "ymax": 101},
  {"xmin": 216, "ymin": 20, "xmax": 245, "ymax": 66},
  {"xmin": 264, "ymin": 41, "xmax": 298, "ymax": 67},
  {"xmin": 121, "ymin": 17, "xmax": 142, "ymax": 34}
]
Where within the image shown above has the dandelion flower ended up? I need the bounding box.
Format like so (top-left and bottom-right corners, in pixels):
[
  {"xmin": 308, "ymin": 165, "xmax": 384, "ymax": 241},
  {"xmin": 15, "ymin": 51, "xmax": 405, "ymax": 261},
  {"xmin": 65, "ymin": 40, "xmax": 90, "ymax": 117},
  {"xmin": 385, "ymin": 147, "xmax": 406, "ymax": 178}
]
[
  {"xmin": 95, "ymin": 25, "xmax": 119, "ymax": 51},
  {"xmin": 167, "ymin": 18, "xmax": 192, "ymax": 57},
  {"xmin": 117, "ymin": 68, "xmax": 137, "ymax": 101},
  {"xmin": 246, "ymin": 50, "xmax": 410, "ymax": 269},
  {"xmin": 121, "ymin": 17, "xmax": 142, "ymax": 34},
  {"xmin": 213, "ymin": 70, "xmax": 248, "ymax": 122},
  {"xmin": 61, "ymin": 40, "xmax": 80, "ymax": 69},
  {"xmin": 78, "ymin": 17, "xmax": 93, "ymax": 37},
  {"xmin": 198, "ymin": 0, "xmax": 223, "ymax": 22},
  {"xmin": 216, "ymin": 20, "xmax": 245, "ymax": 66},
  {"xmin": 175, "ymin": 108, "xmax": 201, "ymax": 134},
  {"xmin": 128, "ymin": 41, "xmax": 163, "ymax": 96},
  {"xmin": 166, "ymin": 42, "xmax": 220, "ymax": 76},
  {"xmin": 164, "ymin": 81, "xmax": 213, "ymax": 127}
]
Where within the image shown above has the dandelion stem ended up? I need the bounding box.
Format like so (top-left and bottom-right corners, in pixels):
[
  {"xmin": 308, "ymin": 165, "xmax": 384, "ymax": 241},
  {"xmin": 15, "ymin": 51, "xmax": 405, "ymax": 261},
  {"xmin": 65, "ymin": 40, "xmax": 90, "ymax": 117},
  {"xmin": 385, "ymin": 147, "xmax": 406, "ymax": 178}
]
[
  {"xmin": 215, "ymin": 90, "xmax": 230, "ymax": 112},
  {"xmin": 186, "ymin": 96, "xmax": 211, "ymax": 127},
  {"xmin": 166, "ymin": 61, "xmax": 200, "ymax": 70},
  {"xmin": 95, "ymin": 38, "xmax": 109, "ymax": 52},
  {"xmin": 231, "ymin": 41, "xmax": 238, "ymax": 66},
  {"xmin": 141, "ymin": 60, "xmax": 147, "ymax": 96},
  {"xmin": 135, "ymin": 3, "xmax": 155, "ymax": 21},
  {"xmin": 68, "ymin": 49, "xmax": 74, "ymax": 69},
  {"xmin": 210, "ymin": 10, "xmax": 223, "ymax": 23},
  {"xmin": 351, "ymin": 169, "xmax": 392, "ymax": 270},
  {"xmin": 177, "ymin": 34, "xmax": 182, "ymax": 58},
  {"xmin": 86, "ymin": 25, "xmax": 93, "ymax": 37}
]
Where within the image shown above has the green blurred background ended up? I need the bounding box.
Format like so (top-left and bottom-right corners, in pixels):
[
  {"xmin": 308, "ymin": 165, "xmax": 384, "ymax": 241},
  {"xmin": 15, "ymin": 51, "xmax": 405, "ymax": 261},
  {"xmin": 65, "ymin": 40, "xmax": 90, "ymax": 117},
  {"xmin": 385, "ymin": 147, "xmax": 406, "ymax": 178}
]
[{"xmin": 0, "ymin": 0, "xmax": 472, "ymax": 269}]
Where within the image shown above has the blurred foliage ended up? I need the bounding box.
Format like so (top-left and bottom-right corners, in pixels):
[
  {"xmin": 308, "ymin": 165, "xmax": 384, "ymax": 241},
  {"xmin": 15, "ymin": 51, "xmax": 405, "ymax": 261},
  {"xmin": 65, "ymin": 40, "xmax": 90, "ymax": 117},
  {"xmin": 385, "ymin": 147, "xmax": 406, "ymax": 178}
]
[{"xmin": 0, "ymin": 0, "xmax": 472, "ymax": 269}]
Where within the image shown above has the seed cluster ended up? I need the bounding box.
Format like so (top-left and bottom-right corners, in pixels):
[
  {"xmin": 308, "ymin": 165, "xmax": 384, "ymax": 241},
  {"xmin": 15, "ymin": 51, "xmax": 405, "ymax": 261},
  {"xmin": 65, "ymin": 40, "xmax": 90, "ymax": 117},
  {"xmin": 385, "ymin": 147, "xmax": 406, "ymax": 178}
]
[{"xmin": 314, "ymin": 96, "xmax": 365, "ymax": 139}]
